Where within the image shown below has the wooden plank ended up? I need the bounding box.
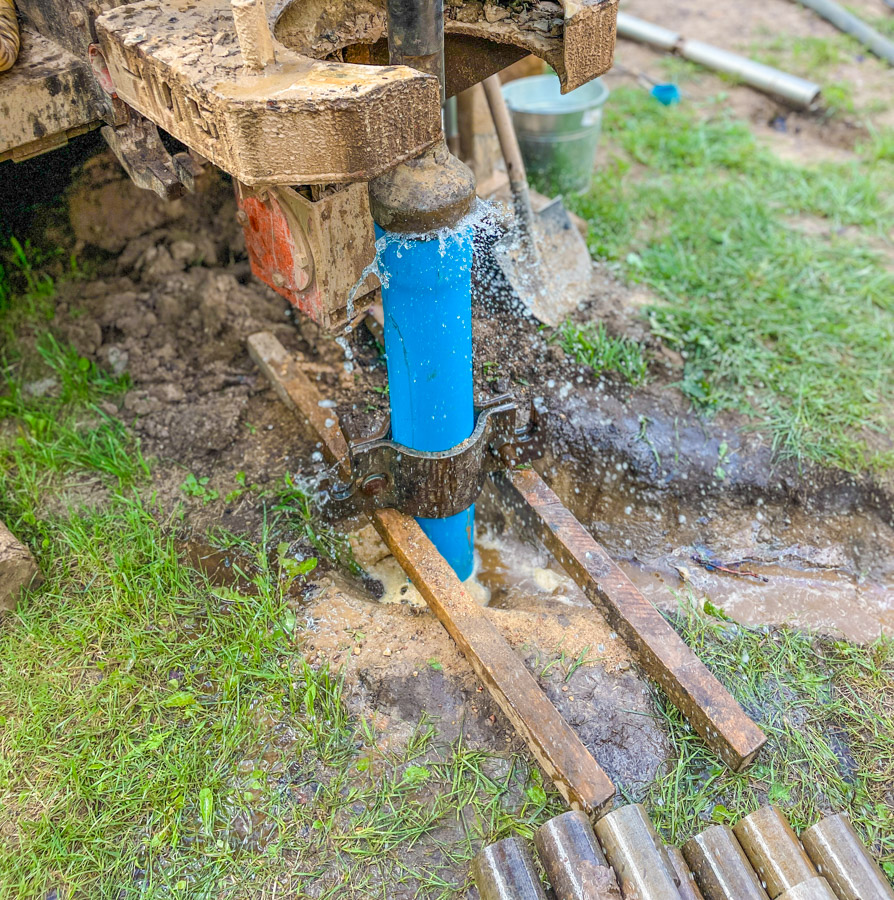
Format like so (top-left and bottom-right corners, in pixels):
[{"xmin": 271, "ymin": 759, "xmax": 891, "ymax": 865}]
[
  {"xmin": 247, "ymin": 331, "xmax": 351, "ymax": 469},
  {"xmin": 495, "ymin": 468, "xmax": 767, "ymax": 772},
  {"xmin": 375, "ymin": 508, "xmax": 615, "ymax": 816},
  {"xmin": 248, "ymin": 331, "xmax": 616, "ymax": 817}
]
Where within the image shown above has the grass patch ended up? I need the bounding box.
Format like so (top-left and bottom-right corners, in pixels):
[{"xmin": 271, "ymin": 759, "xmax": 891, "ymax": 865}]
[
  {"xmin": 0, "ymin": 494, "xmax": 561, "ymax": 898},
  {"xmin": 568, "ymin": 87, "xmax": 894, "ymax": 470},
  {"xmin": 554, "ymin": 320, "xmax": 648, "ymax": 385},
  {"xmin": 646, "ymin": 599, "xmax": 894, "ymax": 881},
  {"xmin": 0, "ymin": 292, "xmax": 561, "ymax": 898}
]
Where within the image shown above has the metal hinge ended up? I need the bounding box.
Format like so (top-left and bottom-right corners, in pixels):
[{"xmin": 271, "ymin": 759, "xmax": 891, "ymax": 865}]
[{"xmin": 324, "ymin": 394, "xmax": 544, "ymax": 519}]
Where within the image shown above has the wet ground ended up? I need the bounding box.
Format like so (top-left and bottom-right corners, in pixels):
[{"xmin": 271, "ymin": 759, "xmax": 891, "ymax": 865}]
[
  {"xmin": 3, "ymin": 3, "xmax": 894, "ymax": 887},
  {"xmin": 8, "ymin": 129, "xmax": 892, "ymax": 760}
]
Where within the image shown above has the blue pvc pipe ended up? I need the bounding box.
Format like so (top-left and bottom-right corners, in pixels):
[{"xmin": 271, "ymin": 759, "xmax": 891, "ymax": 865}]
[{"xmin": 376, "ymin": 224, "xmax": 476, "ymax": 580}]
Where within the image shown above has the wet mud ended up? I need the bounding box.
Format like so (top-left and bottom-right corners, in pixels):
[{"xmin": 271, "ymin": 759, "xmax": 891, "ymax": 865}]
[{"xmin": 4, "ymin": 101, "xmax": 893, "ymax": 890}]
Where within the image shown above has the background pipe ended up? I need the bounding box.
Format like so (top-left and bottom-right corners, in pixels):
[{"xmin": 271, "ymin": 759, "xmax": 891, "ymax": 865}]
[
  {"xmin": 678, "ymin": 40, "xmax": 820, "ymax": 108},
  {"xmin": 615, "ymin": 12, "xmax": 821, "ymax": 108},
  {"xmin": 801, "ymin": 814, "xmax": 894, "ymax": 900},
  {"xmin": 796, "ymin": 0, "xmax": 894, "ymax": 66},
  {"xmin": 733, "ymin": 807, "xmax": 817, "ymax": 899}
]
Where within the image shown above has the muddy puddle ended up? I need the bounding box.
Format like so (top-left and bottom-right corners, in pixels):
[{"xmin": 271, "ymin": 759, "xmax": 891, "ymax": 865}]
[
  {"xmin": 184, "ymin": 465, "xmax": 893, "ymax": 645},
  {"xmin": 541, "ymin": 463, "xmax": 894, "ymax": 643}
]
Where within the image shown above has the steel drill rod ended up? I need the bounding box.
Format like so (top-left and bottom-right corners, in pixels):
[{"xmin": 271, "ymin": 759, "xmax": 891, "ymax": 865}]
[
  {"xmin": 667, "ymin": 845, "xmax": 707, "ymax": 900},
  {"xmin": 246, "ymin": 331, "xmax": 616, "ymax": 817},
  {"xmin": 777, "ymin": 876, "xmax": 839, "ymax": 900},
  {"xmin": 683, "ymin": 824, "xmax": 770, "ymax": 900},
  {"xmin": 733, "ymin": 807, "xmax": 817, "ymax": 898},
  {"xmin": 801, "ymin": 814, "xmax": 894, "ymax": 900},
  {"xmin": 534, "ymin": 810, "xmax": 621, "ymax": 900},
  {"xmin": 492, "ymin": 468, "xmax": 767, "ymax": 771},
  {"xmin": 385, "ymin": 0, "xmax": 445, "ymax": 99},
  {"xmin": 594, "ymin": 804, "xmax": 684, "ymax": 900}
]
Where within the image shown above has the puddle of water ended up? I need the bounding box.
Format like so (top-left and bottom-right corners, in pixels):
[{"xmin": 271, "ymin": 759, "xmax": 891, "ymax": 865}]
[
  {"xmin": 546, "ymin": 464, "xmax": 894, "ymax": 643},
  {"xmin": 475, "ymin": 527, "xmax": 589, "ymax": 611}
]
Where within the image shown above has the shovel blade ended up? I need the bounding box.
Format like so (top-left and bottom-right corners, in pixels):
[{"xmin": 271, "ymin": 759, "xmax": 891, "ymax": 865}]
[{"xmin": 492, "ymin": 197, "xmax": 593, "ymax": 327}]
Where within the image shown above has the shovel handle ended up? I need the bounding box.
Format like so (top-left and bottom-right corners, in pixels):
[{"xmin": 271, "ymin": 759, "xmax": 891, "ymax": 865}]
[{"xmin": 482, "ymin": 74, "xmax": 538, "ymax": 238}]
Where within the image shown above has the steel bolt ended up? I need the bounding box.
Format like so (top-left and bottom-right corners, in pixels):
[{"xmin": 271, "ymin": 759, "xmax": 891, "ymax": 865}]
[{"xmin": 361, "ymin": 474, "xmax": 388, "ymax": 496}]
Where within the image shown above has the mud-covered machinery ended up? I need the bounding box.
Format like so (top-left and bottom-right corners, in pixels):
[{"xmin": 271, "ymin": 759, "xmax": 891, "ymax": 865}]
[
  {"xmin": 1, "ymin": 0, "xmax": 618, "ymax": 325},
  {"xmin": 1, "ymin": 0, "xmax": 619, "ymax": 576}
]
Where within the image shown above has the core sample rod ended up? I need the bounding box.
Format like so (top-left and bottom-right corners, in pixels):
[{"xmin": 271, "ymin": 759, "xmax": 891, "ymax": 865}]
[
  {"xmin": 801, "ymin": 814, "xmax": 894, "ymax": 900},
  {"xmin": 683, "ymin": 824, "xmax": 770, "ymax": 900},
  {"xmin": 472, "ymin": 837, "xmax": 549, "ymax": 900},
  {"xmin": 733, "ymin": 807, "xmax": 817, "ymax": 898},
  {"xmin": 595, "ymin": 804, "xmax": 684, "ymax": 900},
  {"xmin": 534, "ymin": 810, "xmax": 620, "ymax": 900}
]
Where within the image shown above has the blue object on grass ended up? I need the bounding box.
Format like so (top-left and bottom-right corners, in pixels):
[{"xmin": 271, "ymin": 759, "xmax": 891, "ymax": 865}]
[{"xmin": 651, "ymin": 83, "xmax": 681, "ymax": 105}]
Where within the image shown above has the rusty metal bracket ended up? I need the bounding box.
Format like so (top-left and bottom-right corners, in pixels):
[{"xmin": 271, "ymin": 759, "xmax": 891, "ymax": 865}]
[
  {"xmin": 326, "ymin": 394, "xmax": 543, "ymax": 520},
  {"xmin": 101, "ymin": 107, "xmax": 202, "ymax": 200}
]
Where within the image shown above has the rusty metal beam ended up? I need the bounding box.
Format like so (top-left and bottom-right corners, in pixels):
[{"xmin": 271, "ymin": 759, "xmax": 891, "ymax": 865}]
[
  {"xmin": 492, "ymin": 468, "xmax": 766, "ymax": 772},
  {"xmin": 247, "ymin": 331, "xmax": 615, "ymax": 817}
]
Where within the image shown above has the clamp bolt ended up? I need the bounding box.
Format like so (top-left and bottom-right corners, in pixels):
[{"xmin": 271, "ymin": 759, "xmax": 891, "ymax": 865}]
[{"xmin": 361, "ymin": 474, "xmax": 389, "ymax": 496}]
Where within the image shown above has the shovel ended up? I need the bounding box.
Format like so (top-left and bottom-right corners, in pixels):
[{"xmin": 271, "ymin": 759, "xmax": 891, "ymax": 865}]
[{"xmin": 481, "ymin": 74, "xmax": 594, "ymax": 327}]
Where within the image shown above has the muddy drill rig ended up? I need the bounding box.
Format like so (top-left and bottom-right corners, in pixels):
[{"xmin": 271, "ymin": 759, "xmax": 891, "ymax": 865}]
[{"xmin": 0, "ymin": 0, "xmax": 618, "ymax": 326}]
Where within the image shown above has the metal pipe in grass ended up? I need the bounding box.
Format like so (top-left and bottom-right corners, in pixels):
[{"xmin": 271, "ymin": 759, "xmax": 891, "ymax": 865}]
[
  {"xmin": 615, "ymin": 13, "xmax": 680, "ymax": 51},
  {"xmin": 776, "ymin": 876, "xmax": 839, "ymax": 900},
  {"xmin": 534, "ymin": 810, "xmax": 620, "ymax": 900},
  {"xmin": 678, "ymin": 40, "xmax": 821, "ymax": 108},
  {"xmin": 733, "ymin": 806, "xmax": 817, "ymax": 899},
  {"xmin": 666, "ymin": 845, "xmax": 706, "ymax": 900},
  {"xmin": 594, "ymin": 804, "xmax": 684, "ymax": 900},
  {"xmin": 472, "ymin": 837, "xmax": 549, "ymax": 900},
  {"xmin": 0, "ymin": 0, "xmax": 19, "ymax": 73},
  {"xmin": 796, "ymin": 0, "xmax": 894, "ymax": 66},
  {"xmin": 683, "ymin": 824, "xmax": 770, "ymax": 900},
  {"xmin": 615, "ymin": 12, "xmax": 821, "ymax": 109},
  {"xmin": 801, "ymin": 814, "xmax": 894, "ymax": 900}
]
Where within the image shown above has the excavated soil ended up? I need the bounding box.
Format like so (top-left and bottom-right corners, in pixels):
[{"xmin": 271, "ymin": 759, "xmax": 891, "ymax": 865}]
[{"xmin": 3, "ymin": 2, "xmax": 894, "ymax": 886}]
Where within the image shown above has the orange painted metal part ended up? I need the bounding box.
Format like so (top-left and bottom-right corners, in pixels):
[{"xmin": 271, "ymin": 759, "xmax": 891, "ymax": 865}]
[
  {"xmin": 237, "ymin": 187, "xmax": 319, "ymax": 314},
  {"xmin": 235, "ymin": 181, "xmax": 378, "ymax": 330}
]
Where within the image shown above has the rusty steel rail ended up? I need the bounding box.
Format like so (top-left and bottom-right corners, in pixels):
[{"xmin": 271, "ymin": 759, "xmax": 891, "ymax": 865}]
[
  {"xmin": 493, "ymin": 468, "xmax": 767, "ymax": 771},
  {"xmin": 247, "ymin": 331, "xmax": 615, "ymax": 817}
]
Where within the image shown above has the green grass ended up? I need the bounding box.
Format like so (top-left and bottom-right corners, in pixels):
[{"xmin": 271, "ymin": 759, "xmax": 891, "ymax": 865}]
[
  {"xmin": 646, "ymin": 598, "xmax": 894, "ymax": 881},
  {"xmin": 0, "ymin": 300, "xmax": 560, "ymax": 898},
  {"xmin": 567, "ymin": 87, "xmax": 894, "ymax": 470},
  {"xmin": 554, "ymin": 320, "xmax": 648, "ymax": 385},
  {"xmin": 0, "ymin": 493, "xmax": 560, "ymax": 897}
]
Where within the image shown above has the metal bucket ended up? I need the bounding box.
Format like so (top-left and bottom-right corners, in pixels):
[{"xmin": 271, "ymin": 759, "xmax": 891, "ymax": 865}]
[{"xmin": 502, "ymin": 74, "xmax": 609, "ymax": 194}]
